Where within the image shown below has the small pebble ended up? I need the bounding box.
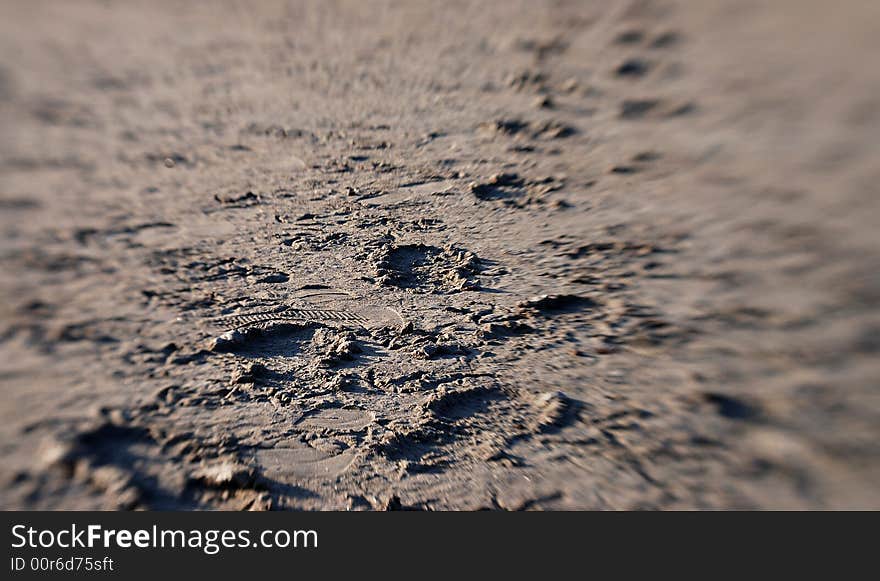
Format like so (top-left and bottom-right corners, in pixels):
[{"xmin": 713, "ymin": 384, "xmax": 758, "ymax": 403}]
[{"xmin": 533, "ymin": 95, "xmax": 555, "ymax": 109}]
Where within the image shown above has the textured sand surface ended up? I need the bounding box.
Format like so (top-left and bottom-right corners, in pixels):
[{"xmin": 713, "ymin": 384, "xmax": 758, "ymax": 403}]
[{"xmin": 1, "ymin": 0, "xmax": 878, "ymax": 509}]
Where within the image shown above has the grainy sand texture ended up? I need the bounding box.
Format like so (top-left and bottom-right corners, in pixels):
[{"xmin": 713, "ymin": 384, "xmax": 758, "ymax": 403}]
[{"xmin": 1, "ymin": 0, "xmax": 878, "ymax": 509}]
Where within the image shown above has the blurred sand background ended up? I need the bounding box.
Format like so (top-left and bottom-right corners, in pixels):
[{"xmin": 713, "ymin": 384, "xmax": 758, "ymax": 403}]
[{"xmin": 0, "ymin": 0, "xmax": 878, "ymax": 509}]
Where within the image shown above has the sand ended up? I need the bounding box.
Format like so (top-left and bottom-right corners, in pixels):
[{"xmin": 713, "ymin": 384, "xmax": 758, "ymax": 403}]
[{"xmin": 1, "ymin": 0, "xmax": 878, "ymax": 509}]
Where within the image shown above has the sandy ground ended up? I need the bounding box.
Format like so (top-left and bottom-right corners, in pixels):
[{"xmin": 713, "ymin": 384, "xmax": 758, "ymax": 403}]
[{"xmin": 0, "ymin": 0, "xmax": 878, "ymax": 510}]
